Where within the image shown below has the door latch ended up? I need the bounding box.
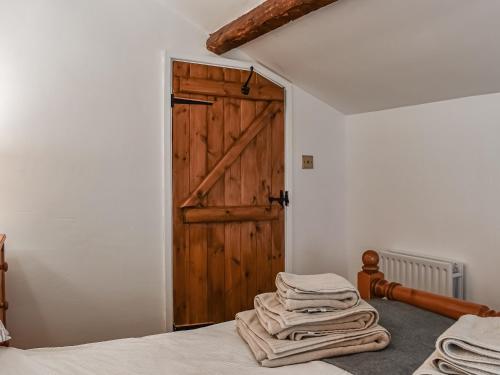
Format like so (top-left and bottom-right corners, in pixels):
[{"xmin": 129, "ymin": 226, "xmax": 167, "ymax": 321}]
[{"xmin": 268, "ymin": 190, "xmax": 289, "ymax": 208}]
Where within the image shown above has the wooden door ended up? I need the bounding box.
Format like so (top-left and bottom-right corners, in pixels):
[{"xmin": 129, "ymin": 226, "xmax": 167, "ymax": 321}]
[{"xmin": 172, "ymin": 61, "xmax": 286, "ymax": 329}]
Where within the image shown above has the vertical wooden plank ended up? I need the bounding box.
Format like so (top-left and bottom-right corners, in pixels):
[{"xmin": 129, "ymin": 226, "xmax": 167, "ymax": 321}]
[
  {"xmin": 271, "ymin": 101, "xmax": 285, "ymax": 280},
  {"xmin": 206, "ymin": 66, "xmax": 226, "ymax": 323},
  {"xmin": 172, "ymin": 61, "xmax": 190, "ymax": 325},
  {"xmin": 172, "ymin": 61, "xmax": 185, "ymax": 93},
  {"xmin": 256, "ymin": 220, "xmax": 273, "ymax": 293},
  {"xmin": 224, "ymin": 68, "xmax": 242, "ymax": 320},
  {"xmin": 255, "ymin": 74, "xmax": 273, "ymax": 206},
  {"xmin": 255, "ymin": 74, "xmax": 274, "ymax": 293},
  {"xmin": 240, "ymin": 70, "xmax": 258, "ymax": 310},
  {"xmin": 188, "ymin": 63, "xmax": 209, "ymax": 323}
]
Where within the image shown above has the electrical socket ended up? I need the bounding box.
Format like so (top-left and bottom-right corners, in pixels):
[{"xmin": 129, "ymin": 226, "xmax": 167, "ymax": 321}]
[{"xmin": 302, "ymin": 155, "xmax": 314, "ymax": 169}]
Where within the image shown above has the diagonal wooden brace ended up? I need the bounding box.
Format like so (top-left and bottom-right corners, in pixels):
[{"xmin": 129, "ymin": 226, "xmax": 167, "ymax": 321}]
[{"xmin": 181, "ymin": 101, "xmax": 281, "ymax": 208}]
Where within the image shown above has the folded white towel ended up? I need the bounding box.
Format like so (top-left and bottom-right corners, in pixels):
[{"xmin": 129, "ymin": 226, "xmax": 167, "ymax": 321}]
[
  {"xmin": 0, "ymin": 320, "xmax": 10, "ymax": 343},
  {"xmin": 236, "ymin": 309, "xmax": 391, "ymax": 368},
  {"xmin": 276, "ymin": 293, "xmax": 354, "ymax": 313},
  {"xmin": 413, "ymin": 351, "xmax": 454, "ymax": 375},
  {"xmin": 276, "ymin": 272, "xmax": 360, "ymax": 311},
  {"xmin": 255, "ymin": 292, "xmax": 378, "ymax": 340},
  {"xmin": 413, "ymin": 315, "xmax": 500, "ymax": 375}
]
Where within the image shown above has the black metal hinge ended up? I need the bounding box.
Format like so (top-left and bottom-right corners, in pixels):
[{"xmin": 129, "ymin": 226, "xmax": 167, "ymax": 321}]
[
  {"xmin": 241, "ymin": 66, "xmax": 254, "ymax": 95},
  {"xmin": 171, "ymin": 94, "xmax": 214, "ymax": 107}
]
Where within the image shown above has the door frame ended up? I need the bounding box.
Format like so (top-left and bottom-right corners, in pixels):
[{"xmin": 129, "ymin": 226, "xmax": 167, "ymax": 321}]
[{"xmin": 162, "ymin": 51, "xmax": 294, "ymax": 331}]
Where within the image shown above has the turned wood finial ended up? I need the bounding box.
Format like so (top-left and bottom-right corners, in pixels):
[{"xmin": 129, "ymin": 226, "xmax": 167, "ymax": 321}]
[
  {"xmin": 358, "ymin": 250, "xmax": 384, "ymax": 300},
  {"xmin": 362, "ymin": 250, "xmax": 379, "ymax": 274}
]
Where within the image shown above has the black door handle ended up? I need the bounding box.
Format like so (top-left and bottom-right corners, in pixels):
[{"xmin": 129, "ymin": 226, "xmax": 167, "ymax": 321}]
[{"xmin": 268, "ymin": 190, "xmax": 289, "ymax": 208}]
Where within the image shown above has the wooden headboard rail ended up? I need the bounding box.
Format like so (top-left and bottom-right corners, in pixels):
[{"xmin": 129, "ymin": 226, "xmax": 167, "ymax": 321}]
[{"xmin": 358, "ymin": 250, "xmax": 500, "ymax": 320}]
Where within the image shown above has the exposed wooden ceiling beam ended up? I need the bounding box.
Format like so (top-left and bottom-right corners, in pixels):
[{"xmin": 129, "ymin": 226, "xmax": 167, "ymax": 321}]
[{"xmin": 206, "ymin": 0, "xmax": 339, "ymax": 55}]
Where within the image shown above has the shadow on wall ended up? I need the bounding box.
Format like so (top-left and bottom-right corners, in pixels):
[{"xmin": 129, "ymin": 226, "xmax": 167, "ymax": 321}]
[
  {"xmin": 6, "ymin": 245, "xmax": 166, "ymax": 349},
  {"xmin": 7, "ymin": 256, "xmax": 49, "ymax": 348},
  {"xmin": 7, "ymin": 253, "xmax": 112, "ymax": 349}
]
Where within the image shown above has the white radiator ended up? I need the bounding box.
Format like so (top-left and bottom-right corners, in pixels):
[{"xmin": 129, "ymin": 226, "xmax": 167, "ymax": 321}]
[{"xmin": 379, "ymin": 250, "xmax": 465, "ymax": 299}]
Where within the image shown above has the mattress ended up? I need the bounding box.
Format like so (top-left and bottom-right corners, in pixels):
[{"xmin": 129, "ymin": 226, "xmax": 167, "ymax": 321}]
[{"xmin": 0, "ymin": 321, "xmax": 349, "ymax": 375}]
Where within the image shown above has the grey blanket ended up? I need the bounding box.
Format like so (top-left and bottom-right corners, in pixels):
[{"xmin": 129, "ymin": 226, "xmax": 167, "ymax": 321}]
[{"xmin": 323, "ymin": 298, "xmax": 455, "ymax": 375}]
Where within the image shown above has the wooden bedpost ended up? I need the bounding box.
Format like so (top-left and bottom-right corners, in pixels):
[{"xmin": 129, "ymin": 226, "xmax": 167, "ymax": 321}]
[
  {"xmin": 357, "ymin": 250, "xmax": 384, "ymax": 300},
  {"xmin": 358, "ymin": 249, "xmax": 500, "ymax": 319}
]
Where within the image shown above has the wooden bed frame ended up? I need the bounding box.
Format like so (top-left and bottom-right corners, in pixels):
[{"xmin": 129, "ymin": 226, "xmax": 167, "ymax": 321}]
[
  {"xmin": 358, "ymin": 250, "xmax": 500, "ymax": 319},
  {"xmin": 0, "ymin": 234, "xmax": 8, "ymax": 347}
]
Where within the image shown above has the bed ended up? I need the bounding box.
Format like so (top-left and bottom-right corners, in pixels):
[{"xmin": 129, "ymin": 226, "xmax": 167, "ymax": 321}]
[
  {"xmin": 0, "ymin": 321, "xmax": 346, "ymax": 375},
  {"xmin": 0, "ymin": 250, "xmax": 498, "ymax": 375}
]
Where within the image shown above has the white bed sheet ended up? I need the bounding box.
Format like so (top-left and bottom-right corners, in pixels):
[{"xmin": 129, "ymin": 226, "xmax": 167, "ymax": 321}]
[{"xmin": 0, "ymin": 321, "xmax": 350, "ymax": 375}]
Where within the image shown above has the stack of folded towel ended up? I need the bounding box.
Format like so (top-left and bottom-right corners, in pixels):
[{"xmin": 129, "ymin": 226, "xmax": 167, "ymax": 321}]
[
  {"xmin": 414, "ymin": 315, "xmax": 500, "ymax": 375},
  {"xmin": 276, "ymin": 272, "xmax": 361, "ymax": 313},
  {"xmin": 236, "ymin": 272, "xmax": 391, "ymax": 367}
]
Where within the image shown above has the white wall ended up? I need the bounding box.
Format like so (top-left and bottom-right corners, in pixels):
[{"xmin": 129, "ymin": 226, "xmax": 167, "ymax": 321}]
[
  {"xmin": 0, "ymin": 0, "xmax": 214, "ymax": 349},
  {"xmin": 0, "ymin": 0, "xmax": 345, "ymax": 348},
  {"xmin": 292, "ymin": 87, "xmax": 347, "ymax": 276},
  {"xmin": 346, "ymin": 93, "xmax": 500, "ymax": 310}
]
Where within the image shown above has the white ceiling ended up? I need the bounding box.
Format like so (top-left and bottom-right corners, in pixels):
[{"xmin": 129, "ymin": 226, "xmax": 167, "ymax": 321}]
[
  {"xmin": 166, "ymin": 0, "xmax": 264, "ymax": 32},
  {"xmin": 168, "ymin": 0, "xmax": 500, "ymax": 114}
]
